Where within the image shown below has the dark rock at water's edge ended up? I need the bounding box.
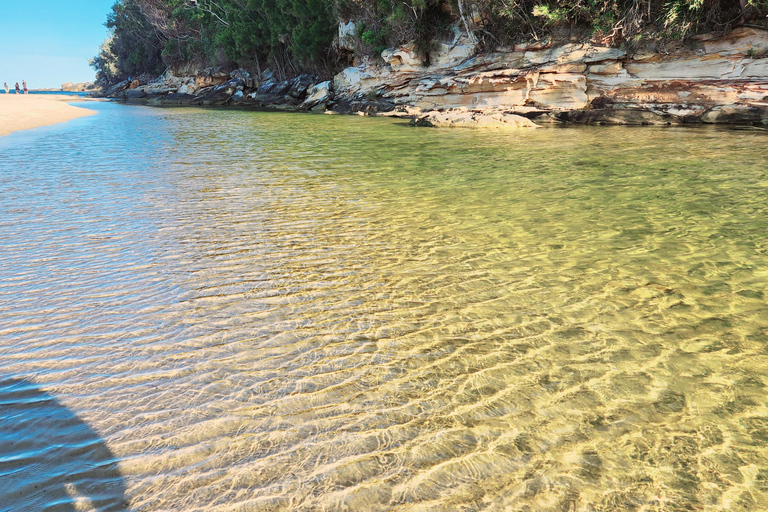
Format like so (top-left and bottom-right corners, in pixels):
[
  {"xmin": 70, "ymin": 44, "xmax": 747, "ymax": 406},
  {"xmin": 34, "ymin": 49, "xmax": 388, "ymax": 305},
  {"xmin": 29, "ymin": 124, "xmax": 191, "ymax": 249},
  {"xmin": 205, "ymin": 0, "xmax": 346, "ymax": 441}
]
[
  {"xmin": 556, "ymin": 109, "xmax": 679, "ymax": 126},
  {"xmin": 102, "ymin": 80, "xmax": 130, "ymax": 98},
  {"xmin": 701, "ymin": 105, "xmax": 768, "ymax": 124},
  {"xmin": 561, "ymin": 106, "xmax": 768, "ymax": 126},
  {"xmin": 97, "ymin": 70, "xmax": 339, "ymax": 112},
  {"xmin": 247, "ymin": 74, "xmax": 317, "ymax": 107},
  {"xmin": 147, "ymin": 93, "xmax": 198, "ymax": 106},
  {"xmin": 125, "ymin": 89, "xmax": 146, "ymax": 100},
  {"xmin": 330, "ymin": 97, "xmax": 396, "ymax": 115},
  {"xmin": 94, "ymin": 26, "xmax": 768, "ymax": 127},
  {"xmin": 195, "ymin": 77, "xmax": 247, "ymax": 105}
]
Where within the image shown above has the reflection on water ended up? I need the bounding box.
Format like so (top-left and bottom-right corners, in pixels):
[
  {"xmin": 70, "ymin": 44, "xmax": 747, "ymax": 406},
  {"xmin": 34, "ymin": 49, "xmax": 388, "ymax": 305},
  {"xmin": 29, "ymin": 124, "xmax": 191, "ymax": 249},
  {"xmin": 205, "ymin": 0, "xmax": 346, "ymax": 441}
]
[
  {"xmin": 1, "ymin": 103, "xmax": 768, "ymax": 511},
  {"xmin": 0, "ymin": 378, "xmax": 127, "ymax": 511}
]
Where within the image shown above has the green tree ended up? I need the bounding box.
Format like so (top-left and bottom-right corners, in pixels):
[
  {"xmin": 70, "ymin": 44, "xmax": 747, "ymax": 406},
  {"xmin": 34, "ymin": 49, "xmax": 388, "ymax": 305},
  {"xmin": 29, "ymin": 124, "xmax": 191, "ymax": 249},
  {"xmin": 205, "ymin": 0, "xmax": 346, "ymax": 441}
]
[{"xmin": 106, "ymin": 0, "xmax": 166, "ymax": 78}]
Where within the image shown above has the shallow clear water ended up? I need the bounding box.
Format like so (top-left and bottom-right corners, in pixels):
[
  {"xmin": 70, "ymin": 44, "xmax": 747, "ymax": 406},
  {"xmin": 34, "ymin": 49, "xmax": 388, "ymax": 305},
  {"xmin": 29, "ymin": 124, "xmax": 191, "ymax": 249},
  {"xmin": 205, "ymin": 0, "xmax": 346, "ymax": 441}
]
[{"xmin": 1, "ymin": 103, "xmax": 768, "ymax": 512}]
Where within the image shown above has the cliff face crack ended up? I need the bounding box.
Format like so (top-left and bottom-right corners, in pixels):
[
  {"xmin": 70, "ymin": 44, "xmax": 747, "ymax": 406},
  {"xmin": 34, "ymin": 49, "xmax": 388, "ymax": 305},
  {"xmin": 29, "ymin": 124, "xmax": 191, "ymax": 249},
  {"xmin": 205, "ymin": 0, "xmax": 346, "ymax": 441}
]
[
  {"xmin": 722, "ymin": 60, "xmax": 747, "ymax": 79},
  {"xmin": 523, "ymin": 71, "xmax": 541, "ymax": 105}
]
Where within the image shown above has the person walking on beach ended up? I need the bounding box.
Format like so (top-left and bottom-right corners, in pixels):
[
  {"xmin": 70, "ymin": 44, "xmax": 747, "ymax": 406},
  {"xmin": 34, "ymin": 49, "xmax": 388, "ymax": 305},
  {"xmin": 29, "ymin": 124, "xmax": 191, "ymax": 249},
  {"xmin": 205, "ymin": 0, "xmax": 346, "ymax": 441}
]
[
  {"xmin": 3, "ymin": 82, "xmax": 8, "ymax": 94},
  {"xmin": 22, "ymin": 80, "xmax": 28, "ymax": 94},
  {"xmin": 15, "ymin": 82, "xmax": 20, "ymax": 94}
]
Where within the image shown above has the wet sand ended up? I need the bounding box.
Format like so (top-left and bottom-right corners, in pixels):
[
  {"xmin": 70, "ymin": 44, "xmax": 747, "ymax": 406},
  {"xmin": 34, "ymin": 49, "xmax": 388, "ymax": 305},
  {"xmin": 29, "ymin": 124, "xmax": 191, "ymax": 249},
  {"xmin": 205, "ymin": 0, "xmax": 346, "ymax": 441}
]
[{"xmin": 0, "ymin": 94, "xmax": 98, "ymax": 137}]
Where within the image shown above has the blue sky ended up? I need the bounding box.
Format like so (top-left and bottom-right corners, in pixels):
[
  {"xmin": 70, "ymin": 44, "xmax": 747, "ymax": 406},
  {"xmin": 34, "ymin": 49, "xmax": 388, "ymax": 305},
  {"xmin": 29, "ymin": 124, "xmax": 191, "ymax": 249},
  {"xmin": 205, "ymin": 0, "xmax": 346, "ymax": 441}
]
[{"xmin": 0, "ymin": 1, "xmax": 116, "ymax": 89}]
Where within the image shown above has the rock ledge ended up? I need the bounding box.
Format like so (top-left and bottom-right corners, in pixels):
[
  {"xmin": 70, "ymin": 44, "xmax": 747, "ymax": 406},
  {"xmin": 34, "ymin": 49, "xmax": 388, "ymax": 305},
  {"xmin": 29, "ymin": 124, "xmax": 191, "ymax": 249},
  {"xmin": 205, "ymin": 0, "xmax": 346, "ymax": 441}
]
[{"xmin": 94, "ymin": 26, "xmax": 768, "ymax": 127}]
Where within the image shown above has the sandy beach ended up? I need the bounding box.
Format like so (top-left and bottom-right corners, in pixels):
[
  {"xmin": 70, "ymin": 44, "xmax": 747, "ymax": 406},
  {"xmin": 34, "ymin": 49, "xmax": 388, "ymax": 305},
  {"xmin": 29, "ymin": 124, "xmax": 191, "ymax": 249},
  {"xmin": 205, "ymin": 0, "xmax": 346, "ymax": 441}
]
[{"xmin": 0, "ymin": 94, "xmax": 98, "ymax": 137}]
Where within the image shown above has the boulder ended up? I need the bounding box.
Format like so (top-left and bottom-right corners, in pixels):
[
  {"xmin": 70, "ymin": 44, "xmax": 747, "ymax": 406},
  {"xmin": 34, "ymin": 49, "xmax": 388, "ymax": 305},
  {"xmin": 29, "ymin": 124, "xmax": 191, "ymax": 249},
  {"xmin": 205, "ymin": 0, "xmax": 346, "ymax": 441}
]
[
  {"xmin": 195, "ymin": 77, "xmax": 244, "ymax": 105},
  {"xmin": 288, "ymin": 74, "xmax": 316, "ymax": 98},
  {"xmin": 104, "ymin": 80, "xmax": 130, "ymax": 98},
  {"xmin": 141, "ymin": 73, "xmax": 182, "ymax": 95},
  {"xmin": 194, "ymin": 73, "xmax": 229, "ymax": 89},
  {"xmin": 700, "ymin": 105, "xmax": 768, "ymax": 124},
  {"xmin": 125, "ymin": 89, "xmax": 146, "ymax": 100},
  {"xmin": 300, "ymin": 81, "xmax": 332, "ymax": 110},
  {"xmin": 412, "ymin": 109, "xmax": 538, "ymax": 128},
  {"xmin": 248, "ymin": 75, "xmax": 317, "ymax": 106},
  {"xmin": 230, "ymin": 69, "xmax": 254, "ymax": 89},
  {"xmin": 251, "ymin": 79, "xmax": 288, "ymax": 100}
]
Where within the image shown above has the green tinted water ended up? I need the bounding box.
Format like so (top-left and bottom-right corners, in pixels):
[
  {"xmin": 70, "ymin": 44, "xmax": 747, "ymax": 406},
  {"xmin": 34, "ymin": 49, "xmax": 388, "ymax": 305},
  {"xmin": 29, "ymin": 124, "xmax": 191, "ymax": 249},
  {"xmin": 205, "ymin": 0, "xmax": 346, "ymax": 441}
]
[{"xmin": 1, "ymin": 105, "xmax": 767, "ymax": 511}]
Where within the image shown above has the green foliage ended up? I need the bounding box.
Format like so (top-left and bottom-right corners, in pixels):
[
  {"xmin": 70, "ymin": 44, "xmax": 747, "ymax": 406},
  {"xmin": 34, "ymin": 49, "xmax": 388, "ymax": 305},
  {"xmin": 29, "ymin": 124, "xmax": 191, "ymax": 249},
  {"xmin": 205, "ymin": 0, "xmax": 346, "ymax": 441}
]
[
  {"xmin": 532, "ymin": 4, "xmax": 567, "ymax": 24},
  {"xmin": 91, "ymin": 0, "xmax": 166, "ymax": 81},
  {"xmin": 195, "ymin": 0, "xmax": 337, "ymax": 74},
  {"xmin": 94, "ymin": 0, "xmax": 767, "ymax": 82},
  {"xmin": 344, "ymin": 0, "xmax": 453, "ymax": 61},
  {"xmin": 288, "ymin": 0, "xmax": 338, "ymax": 63},
  {"xmin": 355, "ymin": 22, "xmax": 388, "ymax": 55},
  {"xmin": 90, "ymin": 36, "xmax": 119, "ymax": 83},
  {"xmin": 94, "ymin": 0, "xmax": 337, "ymax": 81},
  {"xmin": 468, "ymin": 0, "xmax": 760, "ymax": 48}
]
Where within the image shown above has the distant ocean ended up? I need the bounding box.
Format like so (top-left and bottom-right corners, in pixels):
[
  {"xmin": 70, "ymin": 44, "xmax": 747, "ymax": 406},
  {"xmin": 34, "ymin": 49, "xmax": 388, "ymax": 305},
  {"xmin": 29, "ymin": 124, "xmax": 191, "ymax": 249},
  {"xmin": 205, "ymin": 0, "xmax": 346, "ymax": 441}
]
[{"xmin": 1, "ymin": 90, "xmax": 90, "ymax": 96}]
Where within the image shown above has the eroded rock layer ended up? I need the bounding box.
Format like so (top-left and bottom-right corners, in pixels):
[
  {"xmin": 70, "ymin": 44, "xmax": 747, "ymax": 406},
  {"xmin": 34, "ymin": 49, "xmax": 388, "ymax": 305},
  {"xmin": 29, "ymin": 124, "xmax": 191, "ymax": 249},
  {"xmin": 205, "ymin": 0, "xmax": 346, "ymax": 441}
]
[
  {"xmin": 98, "ymin": 27, "xmax": 768, "ymax": 127},
  {"xmin": 335, "ymin": 27, "xmax": 768, "ymax": 126}
]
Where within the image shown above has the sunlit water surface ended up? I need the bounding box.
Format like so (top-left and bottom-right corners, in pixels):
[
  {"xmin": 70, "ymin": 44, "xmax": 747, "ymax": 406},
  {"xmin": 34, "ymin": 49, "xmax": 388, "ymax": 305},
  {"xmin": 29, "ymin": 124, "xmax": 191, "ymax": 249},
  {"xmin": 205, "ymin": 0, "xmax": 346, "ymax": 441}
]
[{"xmin": 1, "ymin": 103, "xmax": 768, "ymax": 512}]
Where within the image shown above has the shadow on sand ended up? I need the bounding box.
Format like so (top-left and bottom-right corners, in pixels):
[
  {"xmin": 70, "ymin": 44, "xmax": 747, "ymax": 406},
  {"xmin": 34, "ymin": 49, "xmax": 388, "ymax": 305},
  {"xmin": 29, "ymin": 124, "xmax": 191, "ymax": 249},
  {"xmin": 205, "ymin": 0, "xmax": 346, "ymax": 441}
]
[{"xmin": 0, "ymin": 377, "xmax": 128, "ymax": 511}]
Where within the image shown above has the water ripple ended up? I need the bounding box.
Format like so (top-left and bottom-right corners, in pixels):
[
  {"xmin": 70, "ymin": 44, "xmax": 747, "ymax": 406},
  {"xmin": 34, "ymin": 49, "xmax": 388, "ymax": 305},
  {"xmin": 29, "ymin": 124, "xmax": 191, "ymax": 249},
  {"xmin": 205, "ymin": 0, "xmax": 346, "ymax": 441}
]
[{"xmin": 1, "ymin": 104, "xmax": 768, "ymax": 510}]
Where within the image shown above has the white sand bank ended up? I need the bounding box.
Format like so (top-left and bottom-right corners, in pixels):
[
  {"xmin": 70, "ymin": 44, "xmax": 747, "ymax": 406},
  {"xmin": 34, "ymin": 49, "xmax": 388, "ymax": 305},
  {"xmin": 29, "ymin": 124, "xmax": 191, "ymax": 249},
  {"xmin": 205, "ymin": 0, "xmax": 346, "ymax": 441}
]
[{"xmin": 0, "ymin": 94, "xmax": 99, "ymax": 137}]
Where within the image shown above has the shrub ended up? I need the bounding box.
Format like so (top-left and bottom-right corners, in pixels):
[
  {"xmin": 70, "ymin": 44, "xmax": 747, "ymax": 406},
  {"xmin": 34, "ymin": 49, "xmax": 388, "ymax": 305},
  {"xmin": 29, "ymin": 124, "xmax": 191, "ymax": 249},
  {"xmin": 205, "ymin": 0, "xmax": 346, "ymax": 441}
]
[{"xmin": 95, "ymin": 0, "xmax": 768, "ymax": 81}]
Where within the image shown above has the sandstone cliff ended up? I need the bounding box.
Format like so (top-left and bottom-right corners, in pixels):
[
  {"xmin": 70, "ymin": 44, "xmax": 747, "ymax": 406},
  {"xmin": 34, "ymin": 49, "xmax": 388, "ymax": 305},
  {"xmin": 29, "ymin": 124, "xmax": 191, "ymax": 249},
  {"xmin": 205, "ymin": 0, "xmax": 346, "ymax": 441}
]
[{"xmin": 98, "ymin": 27, "xmax": 768, "ymax": 127}]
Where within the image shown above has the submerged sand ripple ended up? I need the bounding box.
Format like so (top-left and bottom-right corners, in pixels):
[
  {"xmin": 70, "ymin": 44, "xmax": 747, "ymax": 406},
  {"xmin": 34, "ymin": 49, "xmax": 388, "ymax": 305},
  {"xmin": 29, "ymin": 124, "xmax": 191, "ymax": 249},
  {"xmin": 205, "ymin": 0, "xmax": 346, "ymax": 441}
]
[{"xmin": 1, "ymin": 106, "xmax": 767, "ymax": 511}]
